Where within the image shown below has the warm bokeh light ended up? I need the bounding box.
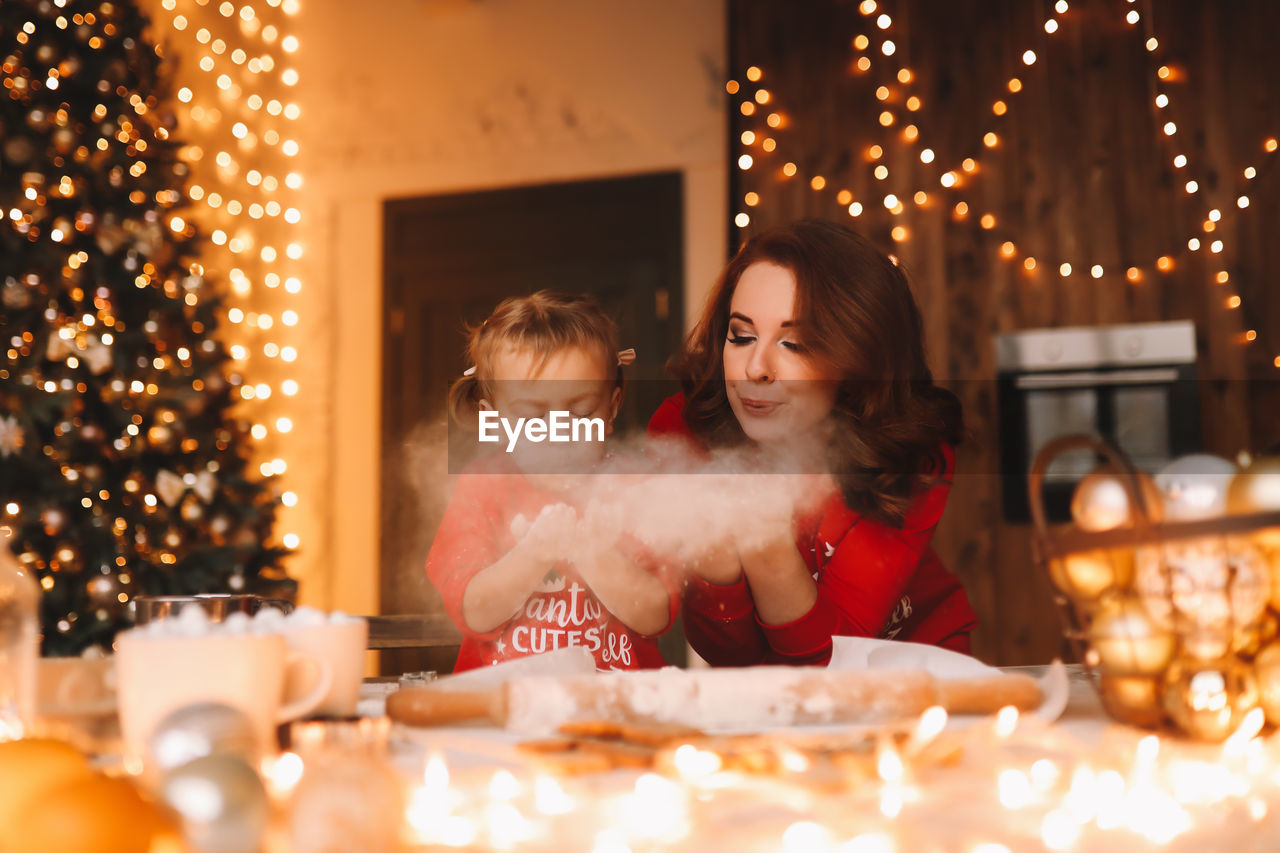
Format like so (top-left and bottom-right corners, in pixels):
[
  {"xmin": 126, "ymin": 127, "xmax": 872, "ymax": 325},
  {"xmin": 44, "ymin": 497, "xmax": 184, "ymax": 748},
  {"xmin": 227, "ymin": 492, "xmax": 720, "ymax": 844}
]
[{"xmin": 155, "ymin": 0, "xmax": 305, "ymax": 554}]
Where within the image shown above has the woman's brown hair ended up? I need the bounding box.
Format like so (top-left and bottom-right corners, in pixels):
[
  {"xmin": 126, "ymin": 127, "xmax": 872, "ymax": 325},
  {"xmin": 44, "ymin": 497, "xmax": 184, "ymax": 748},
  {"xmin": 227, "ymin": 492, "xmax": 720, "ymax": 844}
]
[
  {"xmin": 674, "ymin": 220, "xmax": 963, "ymax": 527},
  {"xmin": 448, "ymin": 290, "xmax": 623, "ymax": 425}
]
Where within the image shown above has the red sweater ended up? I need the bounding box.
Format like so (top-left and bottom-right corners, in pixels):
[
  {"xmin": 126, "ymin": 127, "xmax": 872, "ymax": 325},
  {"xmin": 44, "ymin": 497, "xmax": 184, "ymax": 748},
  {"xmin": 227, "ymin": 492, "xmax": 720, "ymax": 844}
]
[
  {"xmin": 426, "ymin": 454, "xmax": 680, "ymax": 672},
  {"xmin": 648, "ymin": 393, "xmax": 977, "ymax": 666}
]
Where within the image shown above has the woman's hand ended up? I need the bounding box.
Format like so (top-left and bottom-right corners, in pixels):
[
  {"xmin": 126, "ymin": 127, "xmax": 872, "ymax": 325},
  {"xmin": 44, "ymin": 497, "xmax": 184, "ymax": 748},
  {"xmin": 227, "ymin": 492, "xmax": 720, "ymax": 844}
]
[
  {"xmin": 728, "ymin": 473, "xmax": 798, "ymax": 556},
  {"xmin": 568, "ymin": 500, "xmax": 673, "ymax": 637},
  {"xmin": 726, "ymin": 473, "xmax": 819, "ymax": 626},
  {"xmin": 684, "ymin": 537, "xmax": 744, "ymax": 586}
]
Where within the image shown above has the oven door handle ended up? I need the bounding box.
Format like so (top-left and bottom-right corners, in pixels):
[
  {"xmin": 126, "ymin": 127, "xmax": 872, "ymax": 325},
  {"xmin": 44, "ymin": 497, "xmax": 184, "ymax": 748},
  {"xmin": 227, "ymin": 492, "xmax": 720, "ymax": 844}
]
[{"xmin": 1013, "ymin": 368, "xmax": 1181, "ymax": 389}]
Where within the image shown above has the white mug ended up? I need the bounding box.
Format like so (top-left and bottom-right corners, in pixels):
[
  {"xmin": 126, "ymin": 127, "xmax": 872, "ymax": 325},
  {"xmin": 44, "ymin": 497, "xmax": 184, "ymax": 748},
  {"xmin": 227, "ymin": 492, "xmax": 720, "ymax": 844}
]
[
  {"xmin": 115, "ymin": 630, "xmax": 332, "ymax": 763},
  {"xmin": 283, "ymin": 618, "xmax": 368, "ymax": 717}
]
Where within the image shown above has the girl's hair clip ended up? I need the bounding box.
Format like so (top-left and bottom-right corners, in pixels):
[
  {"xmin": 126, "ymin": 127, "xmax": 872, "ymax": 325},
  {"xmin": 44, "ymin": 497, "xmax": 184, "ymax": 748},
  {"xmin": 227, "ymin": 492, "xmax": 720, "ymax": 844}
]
[
  {"xmin": 617, "ymin": 348, "xmax": 636, "ymax": 366},
  {"xmin": 462, "ymin": 366, "xmax": 476, "ymax": 376}
]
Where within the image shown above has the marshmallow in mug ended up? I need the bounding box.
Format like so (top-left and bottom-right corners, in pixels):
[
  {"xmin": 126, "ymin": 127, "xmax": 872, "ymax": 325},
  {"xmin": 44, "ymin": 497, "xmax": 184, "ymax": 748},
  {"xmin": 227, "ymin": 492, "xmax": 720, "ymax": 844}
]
[
  {"xmin": 130, "ymin": 603, "xmax": 368, "ymax": 718},
  {"xmin": 276, "ymin": 607, "xmax": 369, "ymax": 718},
  {"xmin": 133, "ymin": 602, "xmax": 360, "ymax": 638}
]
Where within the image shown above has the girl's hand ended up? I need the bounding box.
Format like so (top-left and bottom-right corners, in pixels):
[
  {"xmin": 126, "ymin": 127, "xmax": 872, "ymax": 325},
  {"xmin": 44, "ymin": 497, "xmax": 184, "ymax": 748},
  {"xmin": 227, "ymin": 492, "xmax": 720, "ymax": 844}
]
[
  {"xmin": 510, "ymin": 503, "xmax": 579, "ymax": 565},
  {"xmin": 574, "ymin": 501, "xmax": 627, "ymax": 561}
]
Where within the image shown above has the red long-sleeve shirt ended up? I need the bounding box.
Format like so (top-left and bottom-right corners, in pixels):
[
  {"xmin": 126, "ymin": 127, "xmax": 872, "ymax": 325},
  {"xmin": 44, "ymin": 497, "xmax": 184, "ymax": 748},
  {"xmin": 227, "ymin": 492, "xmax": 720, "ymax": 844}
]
[
  {"xmin": 648, "ymin": 393, "xmax": 977, "ymax": 666},
  {"xmin": 425, "ymin": 454, "xmax": 680, "ymax": 672}
]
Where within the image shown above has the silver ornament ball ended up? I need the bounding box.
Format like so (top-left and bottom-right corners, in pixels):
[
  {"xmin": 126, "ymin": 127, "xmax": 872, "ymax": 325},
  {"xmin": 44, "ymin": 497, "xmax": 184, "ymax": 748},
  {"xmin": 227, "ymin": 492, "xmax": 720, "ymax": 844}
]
[
  {"xmin": 161, "ymin": 754, "xmax": 269, "ymax": 853},
  {"xmin": 146, "ymin": 701, "xmax": 261, "ymax": 774},
  {"xmin": 1155, "ymin": 454, "xmax": 1237, "ymax": 521}
]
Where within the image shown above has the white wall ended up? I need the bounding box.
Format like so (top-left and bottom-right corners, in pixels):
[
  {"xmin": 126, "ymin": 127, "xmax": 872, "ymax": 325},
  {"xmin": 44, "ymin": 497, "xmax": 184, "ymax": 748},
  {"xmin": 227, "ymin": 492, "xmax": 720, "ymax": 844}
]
[{"xmin": 290, "ymin": 0, "xmax": 728, "ymax": 613}]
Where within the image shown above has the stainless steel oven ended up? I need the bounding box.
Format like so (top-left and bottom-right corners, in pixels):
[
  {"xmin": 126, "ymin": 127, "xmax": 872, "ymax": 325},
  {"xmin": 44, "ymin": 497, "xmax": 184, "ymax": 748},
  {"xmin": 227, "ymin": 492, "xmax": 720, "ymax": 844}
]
[{"xmin": 995, "ymin": 321, "xmax": 1200, "ymax": 523}]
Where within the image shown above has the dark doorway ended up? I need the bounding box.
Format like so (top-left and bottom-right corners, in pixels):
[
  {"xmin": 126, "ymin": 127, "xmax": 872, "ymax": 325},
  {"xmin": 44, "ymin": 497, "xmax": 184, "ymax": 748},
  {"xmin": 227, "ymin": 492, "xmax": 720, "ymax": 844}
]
[{"xmin": 380, "ymin": 172, "xmax": 686, "ymax": 674}]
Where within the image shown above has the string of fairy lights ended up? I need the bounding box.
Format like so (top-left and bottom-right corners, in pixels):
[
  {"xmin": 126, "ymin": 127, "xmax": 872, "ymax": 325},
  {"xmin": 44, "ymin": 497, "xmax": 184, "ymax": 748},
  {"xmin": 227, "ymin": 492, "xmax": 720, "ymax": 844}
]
[
  {"xmin": 153, "ymin": 0, "xmax": 304, "ymax": 553},
  {"xmin": 730, "ymin": 0, "xmax": 1280, "ymax": 367}
]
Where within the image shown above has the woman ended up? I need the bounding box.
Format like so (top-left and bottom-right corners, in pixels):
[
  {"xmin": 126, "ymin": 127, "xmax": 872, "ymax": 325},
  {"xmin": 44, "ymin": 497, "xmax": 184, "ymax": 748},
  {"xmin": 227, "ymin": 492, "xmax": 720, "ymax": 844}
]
[{"xmin": 649, "ymin": 220, "xmax": 977, "ymax": 665}]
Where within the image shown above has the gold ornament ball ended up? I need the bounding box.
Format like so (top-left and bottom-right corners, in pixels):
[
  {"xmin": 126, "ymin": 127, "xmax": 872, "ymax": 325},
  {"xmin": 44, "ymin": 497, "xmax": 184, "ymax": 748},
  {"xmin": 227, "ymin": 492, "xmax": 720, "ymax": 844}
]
[
  {"xmin": 1234, "ymin": 609, "xmax": 1280, "ymax": 658},
  {"xmin": 1258, "ymin": 546, "xmax": 1280, "ymax": 611},
  {"xmin": 1181, "ymin": 625, "xmax": 1233, "ymax": 661},
  {"xmin": 1228, "ymin": 456, "xmax": 1280, "ymax": 547},
  {"xmin": 180, "ymin": 499, "xmax": 203, "ymax": 522},
  {"xmin": 1226, "ymin": 537, "xmax": 1272, "ymax": 627},
  {"xmin": 1088, "ymin": 595, "xmax": 1176, "ymax": 676},
  {"xmin": 1099, "ymin": 675, "xmax": 1166, "ymax": 729},
  {"xmin": 1071, "ymin": 468, "xmax": 1163, "ymax": 532},
  {"xmin": 1254, "ymin": 641, "xmax": 1280, "ymax": 726},
  {"xmin": 1054, "ymin": 548, "xmax": 1134, "ymax": 601},
  {"xmin": 1162, "ymin": 657, "xmax": 1259, "ymax": 741}
]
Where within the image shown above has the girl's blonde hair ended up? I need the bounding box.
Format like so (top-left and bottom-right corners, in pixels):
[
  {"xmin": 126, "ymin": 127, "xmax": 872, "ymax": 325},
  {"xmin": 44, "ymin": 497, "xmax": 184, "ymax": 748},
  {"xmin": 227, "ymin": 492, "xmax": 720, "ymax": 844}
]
[{"xmin": 447, "ymin": 290, "xmax": 623, "ymax": 425}]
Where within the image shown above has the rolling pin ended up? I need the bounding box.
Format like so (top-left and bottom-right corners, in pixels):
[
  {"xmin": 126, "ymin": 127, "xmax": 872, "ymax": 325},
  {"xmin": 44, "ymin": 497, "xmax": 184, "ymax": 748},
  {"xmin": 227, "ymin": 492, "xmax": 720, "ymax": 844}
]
[{"xmin": 386, "ymin": 667, "xmax": 1044, "ymax": 733}]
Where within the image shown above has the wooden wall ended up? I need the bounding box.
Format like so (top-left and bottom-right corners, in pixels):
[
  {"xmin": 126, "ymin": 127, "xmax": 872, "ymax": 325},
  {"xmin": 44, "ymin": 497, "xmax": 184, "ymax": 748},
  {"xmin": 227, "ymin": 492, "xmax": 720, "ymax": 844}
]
[{"xmin": 728, "ymin": 0, "xmax": 1280, "ymax": 664}]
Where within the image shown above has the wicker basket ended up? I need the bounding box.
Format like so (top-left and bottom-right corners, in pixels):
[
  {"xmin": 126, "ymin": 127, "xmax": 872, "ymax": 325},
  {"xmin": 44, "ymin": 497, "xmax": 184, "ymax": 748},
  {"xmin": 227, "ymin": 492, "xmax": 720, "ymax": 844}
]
[{"xmin": 1028, "ymin": 434, "xmax": 1280, "ymax": 739}]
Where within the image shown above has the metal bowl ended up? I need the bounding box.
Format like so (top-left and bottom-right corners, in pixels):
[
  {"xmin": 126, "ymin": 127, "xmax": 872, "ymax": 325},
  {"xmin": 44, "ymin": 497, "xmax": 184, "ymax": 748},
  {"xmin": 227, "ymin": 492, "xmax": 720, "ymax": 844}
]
[{"xmin": 131, "ymin": 593, "xmax": 295, "ymax": 625}]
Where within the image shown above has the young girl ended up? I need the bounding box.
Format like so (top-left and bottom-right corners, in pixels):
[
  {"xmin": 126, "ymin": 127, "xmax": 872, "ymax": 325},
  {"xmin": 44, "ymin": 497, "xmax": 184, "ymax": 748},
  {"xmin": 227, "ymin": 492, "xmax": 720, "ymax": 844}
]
[
  {"xmin": 427, "ymin": 290, "xmax": 679, "ymax": 672},
  {"xmin": 649, "ymin": 220, "xmax": 978, "ymax": 666}
]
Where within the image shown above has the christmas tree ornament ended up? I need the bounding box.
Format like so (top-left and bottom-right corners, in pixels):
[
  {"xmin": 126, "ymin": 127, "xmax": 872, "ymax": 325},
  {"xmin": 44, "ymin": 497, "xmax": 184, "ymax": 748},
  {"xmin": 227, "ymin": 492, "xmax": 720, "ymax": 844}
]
[
  {"xmin": 146, "ymin": 702, "xmax": 260, "ymax": 774},
  {"xmin": 1051, "ymin": 548, "xmax": 1133, "ymax": 602},
  {"xmin": 1070, "ymin": 467, "xmax": 1162, "ymax": 531},
  {"xmin": 3, "ymin": 134, "xmax": 35, "ymax": 165},
  {"xmin": 1162, "ymin": 657, "xmax": 1259, "ymax": 741},
  {"xmin": 146, "ymin": 422, "xmax": 175, "ymax": 451},
  {"xmin": 160, "ymin": 754, "xmax": 268, "ymax": 853},
  {"xmin": 1236, "ymin": 610, "xmax": 1280, "ymax": 659},
  {"xmin": 180, "ymin": 499, "xmax": 203, "ymax": 522},
  {"xmin": 1098, "ymin": 674, "xmax": 1165, "ymax": 729},
  {"xmin": 1155, "ymin": 454, "xmax": 1238, "ymax": 521},
  {"xmin": 86, "ymin": 573, "xmax": 122, "ymax": 611},
  {"xmin": 52, "ymin": 127, "xmax": 76, "ymax": 154},
  {"xmin": 0, "ymin": 416, "xmax": 25, "ymax": 458},
  {"xmin": 155, "ymin": 471, "xmax": 186, "ymax": 507},
  {"xmin": 1180, "ymin": 625, "xmax": 1232, "ymax": 661},
  {"xmin": 1228, "ymin": 456, "xmax": 1280, "ymax": 514},
  {"xmin": 52, "ymin": 545, "xmax": 83, "ymax": 574},
  {"xmin": 1228, "ymin": 456, "xmax": 1280, "ymax": 549},
  {"xmin": 82, "ymin": 338, "xmax": 112, "ymax": 374},
  {"xmin": 94, "ymin": 222, "xmax": 128, "ymax": 255},
  {"xmin": 1226, "ymin": 537, "xmax": 1271, "ymax": 626},
  {"xmin": 1, "ymin": 278, "xmax": 31, "ymax": 309},
  {"xmin": 41, "ymin": 508, "xmax": 67, "ymax": 535},
  {"xmin": 1263, "ymin": 549, "xmax": 1280, "ymax": 612},
  {"xmin": 1087, "ymin": 595, "xmax": 1175, "ymax": 676},
  {"xmin": 1133, "ymin": 537, "xmax": 1267, "ymax": 637},
  {"xmin": 1254, "ymin": 642, "xmax": 1280, "ymax": 726}
]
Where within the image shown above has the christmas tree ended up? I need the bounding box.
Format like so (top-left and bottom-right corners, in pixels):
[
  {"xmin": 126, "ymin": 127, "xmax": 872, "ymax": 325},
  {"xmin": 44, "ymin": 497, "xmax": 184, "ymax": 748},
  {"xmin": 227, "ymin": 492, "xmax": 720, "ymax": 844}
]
[{"xmin": 0, "ymin": 0, "xmax": 291, "ymax": 655}]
